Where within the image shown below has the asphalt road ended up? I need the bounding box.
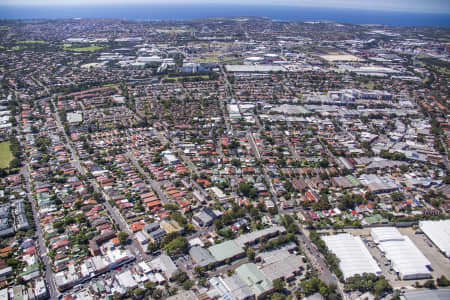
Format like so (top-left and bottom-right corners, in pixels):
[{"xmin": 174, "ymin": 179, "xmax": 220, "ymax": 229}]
[
  {"xmin": 125, "ymin": 151, "xmax": 169, "ymax": 205},
  {"xmin": 22, "ymin": 164, "xmax": 60, "ymax": 300}
]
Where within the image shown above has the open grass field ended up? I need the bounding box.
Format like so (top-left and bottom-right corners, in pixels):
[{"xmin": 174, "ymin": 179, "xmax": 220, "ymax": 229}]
[
  {"xmin": 63, "ymin": 43, "xmax": 103, "ymax": 52},
  {"xmin": 166, "ymin": 75, "xmax": 210, "ymax": 81},
  {"xmin": 17, "ymin": 40, "xmax": 45, "ymax": 44},
  {"xmin": 0, "ymin": 141, "xmax": 13, "ymax": 169},
  {"xmin": 196, "ymin": 55, "xmax": 220, "ymax": 63}
]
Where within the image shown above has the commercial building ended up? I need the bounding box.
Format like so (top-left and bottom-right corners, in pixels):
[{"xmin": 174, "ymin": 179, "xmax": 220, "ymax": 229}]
[
  {"xmin": 235, "ymin": 263, "xmax": 273, "ymax": 298},
  {"xmin": 208, "ymin": 275, "xmax": 254, "ymax": 300},
  {"xmin": 149, "ymin": 254, "xmax": 177, "ymax": 279},
  {"xmin": 358, "ymin": 174, "xmax": 400, "ymax": 194},
  {"xmin": 419, "ymin": 220, "xmax": 450, "ymax": 258},
  {"xmin": 115, "ymin": 270, "xmax": 138, "ymax": 289},
  {"xmin": 322, "ymin": 233, "xmax": 381, "ymax": 279},
  {"xmin": 189, "ymin": 246, "xmax": 216, "ymax": 267},
  {"xmin": 166, "ymin": 290, "xmax": 198, "ymax": 300},
  {"xmin": 402, "ymin": 289, "xmax": 450, "ymax": 300},
  {"xmin": 225, "ymin": 65, "xmax": 285, "ymax": 73},
  {"xmin": 371, "ymin": 227, "xmax": 431, "ymax": 280},
  {"xmin": 208, "ymin": 187, "xmax": 229, "ymax": 202},
  {"xmin": 260, "ymin": 253, "xmax": 304, "ymax": 281},
  {"xmin": 207, "ymin": 240, "xmax": 245, "ymax": 264},
  {"xmin": 234, "ymin": 226, "xmax": 286, "ymax": 248},
  {"xmin": 192, "ymin": 207, "xmax": 217, "ymax": 227}
]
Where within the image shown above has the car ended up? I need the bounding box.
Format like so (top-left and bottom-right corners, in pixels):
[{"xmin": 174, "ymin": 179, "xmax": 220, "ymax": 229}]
[{"xmin": 114, "ymin": 267, "xmax": 122, "ymax": 271}]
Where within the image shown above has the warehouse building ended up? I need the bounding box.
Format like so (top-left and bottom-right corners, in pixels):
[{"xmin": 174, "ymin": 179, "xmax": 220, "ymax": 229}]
[
  {"xmin": 322, "ymin": 233, "xmax": 381, "ymax": 280},
  {"xmin": 358, "ymin": 174, "xmax": 400, "ymax": 194},
  {"xmin": 371, "ymin": 227, "xmax": 431, "ymax": 280},
  {"xmin": 260, "ymin": 253, "xmax": 304, "ymax": 281},
  {"xmin": 402, "ymin": 289, "xmax": 450, "ymax": 300},
  {"xmin": 235, "ymin": 263, "xmax": 273, "ymax": 298},
  {"xmin": 419, "ymin": 220, "xmax": 450, "ymax": 258},
  {"xmin": 189, "ymin": 246, "xmax": 216, "ymax": 267},
  {"xmin": 208, "ymin": 240, "xmax": 245, "ymax": 264},
  {"xmin": 234, "ymin": 225, "xmax": 286, "ymax": 248},
  {"xmin": 208, "ymin": 275, "xmax": 254, "ymax": 300}
]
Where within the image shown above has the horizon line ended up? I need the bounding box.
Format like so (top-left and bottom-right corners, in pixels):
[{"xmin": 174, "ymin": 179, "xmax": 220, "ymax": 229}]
[{"xmin": 0, "ymin": 3, "xmax": 449, "ymax": 15}]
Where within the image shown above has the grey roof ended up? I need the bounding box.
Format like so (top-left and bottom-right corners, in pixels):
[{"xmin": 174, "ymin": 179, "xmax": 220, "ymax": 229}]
[
  {"xmin": 260, "ymin": 254, "xmax": 304, "ymax": 281},
  {"xmin": 193, "ymin": 210, "xmax": 214, "ymax": 226},
  {"xmin": 189, "ymin": 246, "xmax": 216, "ymax": 267},
  {"xmin": 166, "ymin": 290, "xmax": 197, "ymax": 300},
  {"xmin": 208, "ymin": 240, "xmax": 244, "ymax": 262},
  {"xmin": 149, "ymin": 228, "xmax": 166, "ymax": 241},
  {"xmin": 0, "ymin": 204, "xmax": 9, "ymax": 218},
  {"xmin": 234, "ymin": 226, "xmax": 286, "ymax": 248},
  {"xmin": 303, "ymin": 293, "xmax": 325, "ymax": 300},
  {"xmin": 223, "ymin": 274, "xmax": 254, "ymax": 300},
  {"xmin": 145, "ymin": 222, "xmax": 160, "ymax": 233},
  {"xmin": 403, "ymin": 289, "xmax": 450, "ymax": 300},
  {"xmin": 150, "ymin": 254, "xmax": 177, "ymax": 279}
]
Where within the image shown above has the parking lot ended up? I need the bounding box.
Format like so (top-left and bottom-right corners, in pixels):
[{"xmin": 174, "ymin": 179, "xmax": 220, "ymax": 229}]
[{"xmin": 398, "ymin": 227, "xmax": 450, "ymax": 280}]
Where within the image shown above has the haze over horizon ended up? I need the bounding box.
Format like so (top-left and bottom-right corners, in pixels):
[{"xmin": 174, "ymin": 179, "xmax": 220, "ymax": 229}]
[{"xmin": 1, "ymin": 0, "xmax": 449, "ymax": 14}]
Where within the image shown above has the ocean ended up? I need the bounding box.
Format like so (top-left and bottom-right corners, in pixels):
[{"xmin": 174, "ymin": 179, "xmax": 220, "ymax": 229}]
[{"xmin": 0, "ymin": 4, "xmax": 449, "ymax": 27}]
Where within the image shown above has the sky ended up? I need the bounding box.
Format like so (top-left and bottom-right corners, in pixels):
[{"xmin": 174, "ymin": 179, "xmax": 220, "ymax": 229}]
[{"xmin": 0, "ymin": 0, "xmax": 449, "ymax": 14}]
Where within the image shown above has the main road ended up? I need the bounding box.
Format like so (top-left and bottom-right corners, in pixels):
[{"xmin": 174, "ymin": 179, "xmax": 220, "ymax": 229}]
[{"xmin": 22, "ymin": 164, "xmax": 59, "ymax": 300}]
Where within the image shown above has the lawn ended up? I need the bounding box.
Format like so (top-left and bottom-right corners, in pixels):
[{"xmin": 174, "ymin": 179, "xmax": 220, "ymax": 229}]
[
  {"xmin": 0, "ymin": 141, "xmax": 13, "ymax": 169},
  {"xmin": 16, "ymin": 40, "xmax": 45, "ymax": 44},
  {"xmin": 166, "ymin": 75, "xmax": 210, "ymax": 81},
  {"xmin": 363, "ymin": 81, "xmax": 375, "ymax": 89},
  {"xmin": 63, "ymin": 43, "xmax": 103, "ymax": 52},
  {"xmin": 196, "ymin": 55, "xmax": 219, "ymax": 63}
]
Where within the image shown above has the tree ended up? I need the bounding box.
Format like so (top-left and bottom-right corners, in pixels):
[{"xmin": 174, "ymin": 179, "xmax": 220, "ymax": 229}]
[
  {"xmin": 246, "ymin": 247, "xmax": 256, "ymax": 262},
  {"xmin": 182, "ymin": 279, "xmax": 193, "ymax": 290},
  {"xmin": 133, "ymin": 288, "xmax": 146, "ymax": 298},
  {"xmin": 163, "ymin": 236, "xmax": 188, "ymax": 255},
  {"xmin": 9, "ymin": 158, "xmax": 21, "ymax": 169},
  {"xmin": 437, "ymin": 275, "xmax": 450, "ymax": 287},
  {"xmin": 271, "ymin": 293, "xmax": 286, "ymax": 300},
  {"xmin": 373, "ymin": 279, "xmax": 390, "ymax": 297},
  {"xmin": 171, "ymin": 270, "xmax": 188, "ymax": 283},
  {"xmin": 147, "ymin": 242, "xmax": 158, "ymax": 253},
  {"xmin": 117, "ymin": 232, "xmax": 129, "ymax": 244},
  {"xmin": 273, "ymin": 278, "xmax": 286, "ymax": 293},
  {"xmin": 390, "ymin": 192, "xmax": 405, "ymax": 202},
  {"xmin": 152, "ymin": 288, "xmax": 163, "ymax": 299},
  {"xmin": 424, "ymin": 279, "xmax": 437, "ymax": 289},
  {"xmin": 144, "ymin": 280, "xmax": 156, "ymax": 290},
  {"xmin": 319, "ymin": 159, "xmax": 329, "ymax": 168},
  {"xmin": 194, "ymin": 265, "xmax": 205, "ymax": 276}
]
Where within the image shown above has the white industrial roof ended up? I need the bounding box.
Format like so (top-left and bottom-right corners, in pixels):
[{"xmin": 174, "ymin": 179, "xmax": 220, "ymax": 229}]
[
  {"xmin": 322, "ymin": 233, "xmax": 381, "ymax": 279},
  {"xmin": 372, "ymin": 227, "xmax": 431, "ymax": 280},
  {"xmin": 419, "ymin": 220, "xmax": 450, "ymax": 258},
  {"xmin": 371, "ymin": 227, "xmax": 404, "ymax": 243}
]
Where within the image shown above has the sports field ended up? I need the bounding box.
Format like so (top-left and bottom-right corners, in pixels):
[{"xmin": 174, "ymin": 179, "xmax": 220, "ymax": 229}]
[{"xmin": 0, "ymin": 141, "xmax": 13, "ymax": 169}]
